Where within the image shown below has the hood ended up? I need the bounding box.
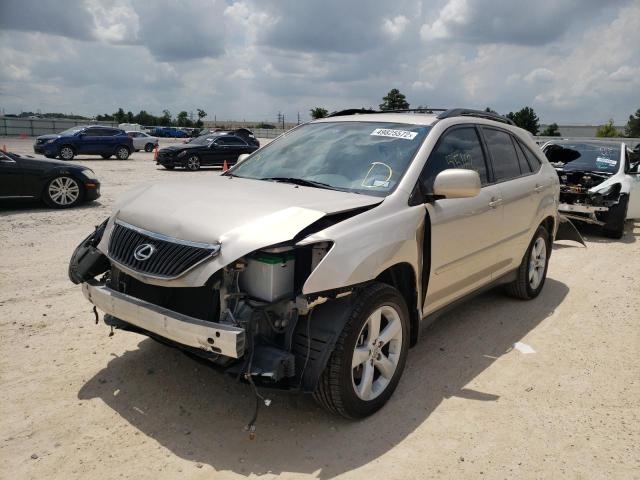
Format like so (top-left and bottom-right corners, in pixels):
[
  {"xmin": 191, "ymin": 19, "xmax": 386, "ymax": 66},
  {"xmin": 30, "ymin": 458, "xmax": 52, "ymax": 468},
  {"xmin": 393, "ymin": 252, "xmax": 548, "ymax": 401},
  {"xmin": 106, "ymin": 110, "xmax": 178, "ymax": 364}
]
[
  {"xmin": 114, "ymin": 176, "xmax": 381, "ymax": 245},
  {"xmin": 161, "ymin": 144, "xmax": 201, "ymax": 152},
  {"xmin": 36, "ymin": 134, "xmax": 60, "ymax": 141},
  {"xmin": 17, "ymin": 153, "xmax": 88, "ymax": 170}
]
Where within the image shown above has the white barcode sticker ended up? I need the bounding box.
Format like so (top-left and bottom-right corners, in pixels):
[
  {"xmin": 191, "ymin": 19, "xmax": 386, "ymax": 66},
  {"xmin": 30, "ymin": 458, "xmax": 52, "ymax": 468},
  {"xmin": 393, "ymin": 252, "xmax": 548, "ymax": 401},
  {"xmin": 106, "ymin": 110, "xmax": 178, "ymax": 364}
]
[
  {"xmin": 596, "ymin": 157, "xmax": 616, "ymax": 166},
  {"xmin": 370, "ymin": 128, "xmax": 417, "ymax": 140}
]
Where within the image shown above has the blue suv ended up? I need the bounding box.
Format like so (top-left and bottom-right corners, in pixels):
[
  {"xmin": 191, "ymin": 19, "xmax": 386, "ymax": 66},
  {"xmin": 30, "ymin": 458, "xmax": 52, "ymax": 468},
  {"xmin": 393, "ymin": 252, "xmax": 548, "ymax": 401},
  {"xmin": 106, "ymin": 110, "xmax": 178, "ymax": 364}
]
[{"xmin": 34, "ymin": 126, "xmax": 134, "ymax": 160}]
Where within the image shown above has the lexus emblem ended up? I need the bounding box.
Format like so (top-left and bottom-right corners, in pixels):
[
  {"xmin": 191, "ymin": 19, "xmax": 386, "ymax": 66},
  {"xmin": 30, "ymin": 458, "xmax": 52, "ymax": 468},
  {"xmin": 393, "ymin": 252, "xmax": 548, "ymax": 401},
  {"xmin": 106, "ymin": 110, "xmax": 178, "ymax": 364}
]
[{"xmin": 133, "ymin": 243, "xmax": 156, "ymax": 261}]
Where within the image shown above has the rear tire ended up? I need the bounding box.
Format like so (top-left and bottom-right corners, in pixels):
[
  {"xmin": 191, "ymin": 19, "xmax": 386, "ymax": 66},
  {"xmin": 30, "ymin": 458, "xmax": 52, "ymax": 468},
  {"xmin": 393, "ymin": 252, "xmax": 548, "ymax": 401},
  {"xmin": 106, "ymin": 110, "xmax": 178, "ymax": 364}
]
[
  {"xmin": 185, "ymin": 155, "xmax": 201, "ymax": 171},
  {"xmin": 602, "ymin": 195, "xmax": 628, "ymax": 239},
  {"xmin": 506, "ymin": 225, "xmax": 550, "ymax": 300},
  {"xmin": 115, "ymin": 146, "xmax": 130, "ymax": 160},
  {"xmin": 313, "ymin": 283, "xmax": 409, "ymax": 418}
]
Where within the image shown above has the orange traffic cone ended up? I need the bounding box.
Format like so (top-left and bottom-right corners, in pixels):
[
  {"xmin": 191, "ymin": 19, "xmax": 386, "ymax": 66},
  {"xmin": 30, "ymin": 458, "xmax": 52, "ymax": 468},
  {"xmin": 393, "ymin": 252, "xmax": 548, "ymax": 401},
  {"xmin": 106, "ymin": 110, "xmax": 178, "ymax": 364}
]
[
  {"xmin": 223, "ymin": 159, "xmax": 229, "ymax": 172},
  {"xmin": 154, "ymin": 145, "xmax": 159, "ymax": 160},
  {"xmin": 2, "ymin": 144, "xmax": 6, "ymax": 152}
]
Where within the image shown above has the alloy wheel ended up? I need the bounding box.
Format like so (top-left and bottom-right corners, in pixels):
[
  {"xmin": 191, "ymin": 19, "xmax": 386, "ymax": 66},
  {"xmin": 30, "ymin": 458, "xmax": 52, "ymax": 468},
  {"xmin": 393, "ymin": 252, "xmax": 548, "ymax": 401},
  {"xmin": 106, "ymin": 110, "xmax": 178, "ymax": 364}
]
[
  {"xmin": 351, "ymin": 305, "xmax": 403, "ymax": 401},
  {"xmin": 60, "ymin": 147, "xmax": 74, "ymax": 160},
  {"xmin": 187, "ymin": 156, "xmax": 200, "ymax": 170},
  {"xmin": 48, "ymin": 177, "xmax": 80, "ymax": 206},
  {"xmin": 528, "ymin": 237, "xmax": 547, "ymax": 290}
]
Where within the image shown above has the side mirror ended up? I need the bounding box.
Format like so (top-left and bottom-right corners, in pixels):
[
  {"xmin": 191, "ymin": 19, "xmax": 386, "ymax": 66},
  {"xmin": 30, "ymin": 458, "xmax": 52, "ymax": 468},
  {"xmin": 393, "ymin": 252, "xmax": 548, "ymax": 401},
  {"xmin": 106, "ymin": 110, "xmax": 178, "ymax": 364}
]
[
  {"xmin": 432, "ymin": 169, "xmax": 481, "ymax": 199},
  {"xmin": 237, "ymin": 153, "xmax": 250, "ymax": 164}
]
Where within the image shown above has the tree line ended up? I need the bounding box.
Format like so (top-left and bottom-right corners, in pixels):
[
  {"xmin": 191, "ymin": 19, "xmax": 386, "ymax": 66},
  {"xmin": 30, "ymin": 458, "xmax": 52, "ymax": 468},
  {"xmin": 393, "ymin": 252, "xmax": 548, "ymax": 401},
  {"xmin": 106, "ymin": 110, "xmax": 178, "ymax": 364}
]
[
  {"xmin": 310, "ymin": 89, "xmax": 640, "ymax": 138},
  {"xmin": 95, "ymin": 108, "xmax": 208, "ymax": 128}
]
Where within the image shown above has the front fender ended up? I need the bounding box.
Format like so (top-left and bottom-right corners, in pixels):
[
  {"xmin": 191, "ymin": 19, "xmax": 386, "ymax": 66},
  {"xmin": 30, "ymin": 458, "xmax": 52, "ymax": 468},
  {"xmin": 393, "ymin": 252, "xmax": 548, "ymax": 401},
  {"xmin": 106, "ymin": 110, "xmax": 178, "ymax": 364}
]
[{"xmin": 301, "ymin": 205, "xmax": 424, "ymax": 295}]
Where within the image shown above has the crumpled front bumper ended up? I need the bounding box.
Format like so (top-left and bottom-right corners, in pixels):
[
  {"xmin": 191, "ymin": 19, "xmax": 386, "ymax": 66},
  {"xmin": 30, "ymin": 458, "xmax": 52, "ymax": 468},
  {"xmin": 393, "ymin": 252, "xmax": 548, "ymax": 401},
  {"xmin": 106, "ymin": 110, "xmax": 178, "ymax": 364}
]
[{"xmin": 82, "ymin": 281, "xmax": 245, "ymax": 358}]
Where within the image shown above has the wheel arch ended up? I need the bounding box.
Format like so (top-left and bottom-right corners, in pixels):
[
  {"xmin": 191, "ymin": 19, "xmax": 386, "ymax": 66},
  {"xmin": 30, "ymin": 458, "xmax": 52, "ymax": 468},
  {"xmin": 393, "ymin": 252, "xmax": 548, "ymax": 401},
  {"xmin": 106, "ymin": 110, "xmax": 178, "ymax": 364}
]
[{"xmin": 375, "ymin": 262, "xmax": 420, "ymax": 347}]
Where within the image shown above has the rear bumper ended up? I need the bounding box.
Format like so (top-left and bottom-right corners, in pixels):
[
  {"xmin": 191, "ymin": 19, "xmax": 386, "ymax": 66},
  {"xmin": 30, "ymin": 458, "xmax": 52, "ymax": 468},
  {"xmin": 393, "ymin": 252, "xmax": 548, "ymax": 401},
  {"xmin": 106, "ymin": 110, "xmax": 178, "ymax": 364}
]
[
  {"xmin": 558, "ymin": 202, "xmax": 608, "ymax": 214},
  {"xmin": 82, "ymin": 281, "xmax": 245, "ymax": 358}
]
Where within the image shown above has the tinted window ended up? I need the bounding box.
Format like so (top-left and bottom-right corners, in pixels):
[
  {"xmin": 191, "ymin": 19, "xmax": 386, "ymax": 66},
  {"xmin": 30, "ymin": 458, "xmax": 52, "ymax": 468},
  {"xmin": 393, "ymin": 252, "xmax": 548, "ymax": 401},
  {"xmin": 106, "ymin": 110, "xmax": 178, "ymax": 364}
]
[
  {"xmin": 218, "ymin": 137, "xmax": 245, "ymax": 145},
  {"xmin": 84, "ymin": 128, "xmax": 105, "ymax": 136},
  {"xmin": 517, "ymin": 139, "xmax": 542, "ymax": 172},
  {"xmin": 421, "ymin": 126, "xmax": 488, "ymax": 190},
  {"xmin": 483, "ymin": 128, "xmax": 521, "ymax": 181},
  {"xmin": 513, "ymin": 139, "xmax": 533, "ymax": 174}
]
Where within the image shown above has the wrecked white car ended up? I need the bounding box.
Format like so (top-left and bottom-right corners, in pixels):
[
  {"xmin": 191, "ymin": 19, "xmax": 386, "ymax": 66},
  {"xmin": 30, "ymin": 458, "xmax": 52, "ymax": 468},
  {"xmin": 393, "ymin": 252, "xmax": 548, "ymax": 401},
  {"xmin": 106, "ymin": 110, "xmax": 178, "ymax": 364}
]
[
  {"xmin": 542, "ymin": 140, "xmax": 640, "ymax": 238},
  {"xmin": 70, "ymin": 109, "xmax": 565, "ymax": 420}
]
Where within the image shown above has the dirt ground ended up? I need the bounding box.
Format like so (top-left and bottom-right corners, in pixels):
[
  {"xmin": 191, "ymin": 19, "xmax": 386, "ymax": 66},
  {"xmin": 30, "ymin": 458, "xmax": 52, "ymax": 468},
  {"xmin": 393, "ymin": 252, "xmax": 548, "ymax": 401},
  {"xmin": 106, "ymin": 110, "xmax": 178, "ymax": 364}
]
[{"xmin": 1, "ymin": 137, "xmax": 638, "ymax": 480}]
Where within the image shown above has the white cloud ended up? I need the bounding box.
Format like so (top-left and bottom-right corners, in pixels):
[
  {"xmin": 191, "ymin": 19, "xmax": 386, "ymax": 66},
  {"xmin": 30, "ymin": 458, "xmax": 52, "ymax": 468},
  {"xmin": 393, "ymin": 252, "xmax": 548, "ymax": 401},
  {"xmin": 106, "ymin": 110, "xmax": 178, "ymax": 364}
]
[{"xmin": 383, "ymin": 15, "xmax": 409, "ymax": 39}]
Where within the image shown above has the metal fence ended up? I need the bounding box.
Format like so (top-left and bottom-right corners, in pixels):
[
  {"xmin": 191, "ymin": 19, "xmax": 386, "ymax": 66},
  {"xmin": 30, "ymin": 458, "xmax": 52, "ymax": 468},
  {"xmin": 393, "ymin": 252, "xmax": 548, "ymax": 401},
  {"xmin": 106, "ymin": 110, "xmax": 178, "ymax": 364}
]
[
  {"xmin": 0, "ymin": 117, "xmax": 288, "ymax": 139},
  {"xmin": 0, "ymin": 117, "xmax": 118, "ymax": 136}
]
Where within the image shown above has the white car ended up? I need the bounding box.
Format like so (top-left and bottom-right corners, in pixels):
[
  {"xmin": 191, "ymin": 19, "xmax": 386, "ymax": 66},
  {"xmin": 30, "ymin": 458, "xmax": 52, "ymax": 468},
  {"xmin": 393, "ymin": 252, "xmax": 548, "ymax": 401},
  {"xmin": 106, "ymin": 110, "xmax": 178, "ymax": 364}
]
[
  {"xmin": 71, "ymin": 109, "xmax": 567, "ymax": 419},
  {"xmin": 542, "ymin": 140, "xmax": 640, "ymax": 238},
  {"xmin": 126, "ymin": 131, "xmax": 159, "ymax": 152}
]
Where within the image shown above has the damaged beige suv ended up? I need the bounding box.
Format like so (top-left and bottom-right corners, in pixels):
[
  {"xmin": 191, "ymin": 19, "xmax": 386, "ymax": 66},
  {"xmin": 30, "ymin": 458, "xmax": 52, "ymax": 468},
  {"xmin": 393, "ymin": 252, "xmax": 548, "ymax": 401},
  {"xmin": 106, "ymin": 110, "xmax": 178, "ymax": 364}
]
[{"xmin": 70, "ymin": 109, "xmax": 564, "ymax": 419}]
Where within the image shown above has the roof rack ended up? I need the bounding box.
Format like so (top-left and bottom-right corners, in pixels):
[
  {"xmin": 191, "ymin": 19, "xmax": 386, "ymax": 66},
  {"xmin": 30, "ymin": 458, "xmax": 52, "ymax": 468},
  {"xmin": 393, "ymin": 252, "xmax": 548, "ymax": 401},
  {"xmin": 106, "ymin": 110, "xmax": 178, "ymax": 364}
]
[
  {"xmin": 327, "ymin": 109, "xmax": 378, "ymax": 117},
  {"xmin": 436, "ymin": 108, "xmax": 515, "ymax": 126},
  {"xmin": 328, "ymin": 107, "xmax": 450, "ymax": 117}
]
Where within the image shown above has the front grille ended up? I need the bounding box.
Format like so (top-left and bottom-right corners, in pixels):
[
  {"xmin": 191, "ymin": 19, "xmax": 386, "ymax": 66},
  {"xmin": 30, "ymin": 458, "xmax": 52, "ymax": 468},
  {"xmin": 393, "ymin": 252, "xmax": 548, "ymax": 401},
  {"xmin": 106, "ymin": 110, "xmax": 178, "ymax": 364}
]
[{"xmin": 107, "ymin": 221, "xmax": 220, "ymax": 278}]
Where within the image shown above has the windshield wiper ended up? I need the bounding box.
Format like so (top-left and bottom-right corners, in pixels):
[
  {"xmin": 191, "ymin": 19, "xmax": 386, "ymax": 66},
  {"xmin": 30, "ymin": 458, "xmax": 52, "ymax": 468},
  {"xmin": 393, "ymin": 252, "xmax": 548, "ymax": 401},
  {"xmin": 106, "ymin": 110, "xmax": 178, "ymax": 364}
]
[{"xmin": 261, "ymin": 177, "xmax": 340, "ymax": 191}]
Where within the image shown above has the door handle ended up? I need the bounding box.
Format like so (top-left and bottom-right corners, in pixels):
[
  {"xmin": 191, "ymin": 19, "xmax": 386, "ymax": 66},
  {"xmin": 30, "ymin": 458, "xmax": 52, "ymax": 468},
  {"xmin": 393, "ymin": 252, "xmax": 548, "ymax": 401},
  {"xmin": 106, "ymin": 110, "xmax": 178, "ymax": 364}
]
[
  {"xmin": 488, "ymin": 197, "xmax": 503, "ymax": 208},
  {"xmin": 534, "ymin": 184, "xmax": 544, "ymax": 193}
]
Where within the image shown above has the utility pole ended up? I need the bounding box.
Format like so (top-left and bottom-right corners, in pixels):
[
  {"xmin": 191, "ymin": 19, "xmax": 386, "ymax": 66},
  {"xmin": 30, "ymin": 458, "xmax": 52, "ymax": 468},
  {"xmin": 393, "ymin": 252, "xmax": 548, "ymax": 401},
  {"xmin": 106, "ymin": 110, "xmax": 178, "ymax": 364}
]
[
  {"xmin": 297, "ymin": 112, "xmax": 300, "ymax": 125},
  {"xmin": 281, "ymin": 113, "xmax": 285, "ymax": 130}
]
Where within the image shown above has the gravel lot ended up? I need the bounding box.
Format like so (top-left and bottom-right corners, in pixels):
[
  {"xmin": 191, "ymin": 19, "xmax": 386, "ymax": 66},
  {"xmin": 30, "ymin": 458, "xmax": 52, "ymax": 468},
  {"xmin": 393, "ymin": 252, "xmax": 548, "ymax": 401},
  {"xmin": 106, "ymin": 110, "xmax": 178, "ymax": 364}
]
[{"xmin": 1, "ymin": 137, "xmax": 638, "ymax": 479}]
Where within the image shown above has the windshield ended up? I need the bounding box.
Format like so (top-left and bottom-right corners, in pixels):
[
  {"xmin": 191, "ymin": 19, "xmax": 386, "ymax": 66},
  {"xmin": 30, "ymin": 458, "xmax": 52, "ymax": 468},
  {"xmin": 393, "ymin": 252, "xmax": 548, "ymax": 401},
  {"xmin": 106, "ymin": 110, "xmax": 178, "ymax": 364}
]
[
  {"xmin": 229, "ymin": 121, "xmax": 431, "ymax": 196},
  {"xmin": 544, "ymin": 143, "xmax": 621, "ymax": 173},
  {"xmin": 59, "ymin": 127, "xmax": 84, "ymax": 136}
]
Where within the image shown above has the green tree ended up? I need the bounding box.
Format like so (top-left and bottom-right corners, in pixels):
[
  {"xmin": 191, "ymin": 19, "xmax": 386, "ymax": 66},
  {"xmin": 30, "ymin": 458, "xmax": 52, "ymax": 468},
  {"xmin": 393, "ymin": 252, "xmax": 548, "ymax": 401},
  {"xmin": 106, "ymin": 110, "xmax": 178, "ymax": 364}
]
[
  {"xmin": 596, "ymin": 119, "xmax": 620, "ymax": 138},
  {"xmin": 126, "ymin": 111, "xmax": 134, "ymax": 122},
  {"xmin": 176, "ymin": 111, "xmax": 190, "ymax": 127},
  {"xmin": 506, "ymin": 106, "xmax": 540, "ymax": 135},
  {"xmin": 309, "ymin": 107, "xmax": 328, "ymax": 119},
  {"xmin": 484, "ymin": 107, "xmax": 498, "ymax": 114},
  {"xmin": 196, "ymin": 108, "xmax": 207, "ymax": 128},
  {"xmin": 160, "ymin": 109, "xmax": 172, "ymax": 126},
  {"xmin": 114, "ymin": 107, "xmax": 126, "ymax": 123},
  {"xmin": 624, "ymin": 109, "xmax": 640, "ymax": 137},
  {"xmin": 379, "ymin": 88, "xmax": 409, "ymax": 111},
  {"xmin": 541, "ymin": 123, "xmax": 561, "ymax": 136}
]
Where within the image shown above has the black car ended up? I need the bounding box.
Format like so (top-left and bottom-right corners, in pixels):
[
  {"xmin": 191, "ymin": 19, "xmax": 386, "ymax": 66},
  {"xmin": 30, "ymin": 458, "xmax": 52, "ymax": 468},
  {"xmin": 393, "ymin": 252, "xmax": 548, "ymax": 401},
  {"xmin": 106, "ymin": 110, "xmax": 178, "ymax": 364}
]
[
  {"xmin": 156, "ymin": 133, "xmax": 259, "ymax": 171},
  {"xmin": 0, "ymin": 151, "xmax": 100, "ymax": 208},
  {"xmin": 193, "ymin": 128, "xmax": 260, "ymax": 147}
]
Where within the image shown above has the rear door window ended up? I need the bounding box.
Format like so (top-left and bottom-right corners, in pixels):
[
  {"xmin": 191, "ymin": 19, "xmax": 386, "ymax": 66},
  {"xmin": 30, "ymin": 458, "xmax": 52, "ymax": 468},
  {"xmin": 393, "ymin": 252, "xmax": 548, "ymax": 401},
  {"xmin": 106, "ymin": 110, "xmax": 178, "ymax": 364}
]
[
  {"xmin": 482, "ymin": 127, "xmax": 522, "ymax": 181},
  {"xmin": 516, "ymin": 139, "xmax": 542, "ymax": 172}
]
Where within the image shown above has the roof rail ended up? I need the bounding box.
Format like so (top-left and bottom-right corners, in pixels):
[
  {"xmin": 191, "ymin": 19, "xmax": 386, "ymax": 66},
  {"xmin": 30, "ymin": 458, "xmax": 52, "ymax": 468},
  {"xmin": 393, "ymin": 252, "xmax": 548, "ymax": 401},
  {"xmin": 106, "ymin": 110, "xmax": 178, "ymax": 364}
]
[
  {"xmin": 327, "ymin": 109, "xmax": 378, "ymax": 117},
  {"xmin": 436, "ymin": 108, "xmax": 515, "ymax": 126}
]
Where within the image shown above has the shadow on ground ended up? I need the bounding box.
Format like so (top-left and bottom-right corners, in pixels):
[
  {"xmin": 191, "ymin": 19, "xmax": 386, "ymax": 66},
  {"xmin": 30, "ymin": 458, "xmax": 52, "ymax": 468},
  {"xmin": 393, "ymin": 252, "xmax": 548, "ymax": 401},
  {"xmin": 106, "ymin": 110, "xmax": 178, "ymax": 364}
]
[
  {"xmin": 0, "ymin": 199, "xmax": 102, "ymax": 214},
  {"xmin": 78, "ymin": 279, "xmax": 568, "ymax": 478}
]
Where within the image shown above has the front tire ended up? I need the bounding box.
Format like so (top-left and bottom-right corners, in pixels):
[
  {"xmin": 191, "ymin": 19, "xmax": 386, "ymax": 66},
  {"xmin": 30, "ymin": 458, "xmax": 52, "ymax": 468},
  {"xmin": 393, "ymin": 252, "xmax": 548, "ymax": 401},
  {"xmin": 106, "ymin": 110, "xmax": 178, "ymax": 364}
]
[
  {"xmin": 43, "ymin": 175, "xmax": 83, "ymax": 208},
  {"xmin": 506, "ymin": 225, "xmax": 550, "ymax": 300},
  {"xmin": 115, "ymin": 146, "xmax": 130, "ymax": 160},
  {"xmin": 185, "ymin": 155, "xmax": 201, "ymax": 171},
  {"xmin": 163, "ymin": 165, "xmax": 175, "ymax": 170},
  {"xmin": 101, "ymin": 154, "xmax": 111, "ymax": 159},
  {"xmin": 59, "ymin": 146, "xmax": 75, "ymax": 161},
  {"xmin": 314, "ymin": 283, "xmax": 409, "ymax": 418},
  {"xmin": 144, "ymin": 143, "xmax": 154, "ymax": 152},
  {"xmin": 602, "ymin": 195, "xmax": 628, "ymax": 239}
]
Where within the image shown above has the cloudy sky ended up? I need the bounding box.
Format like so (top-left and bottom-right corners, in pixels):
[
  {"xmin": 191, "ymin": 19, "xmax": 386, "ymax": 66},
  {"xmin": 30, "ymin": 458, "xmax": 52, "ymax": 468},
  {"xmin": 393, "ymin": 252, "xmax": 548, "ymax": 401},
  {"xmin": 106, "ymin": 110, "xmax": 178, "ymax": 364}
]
[{"xmin": 0, "ymin": 0, "xmax": 638, "ymax": 124}]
